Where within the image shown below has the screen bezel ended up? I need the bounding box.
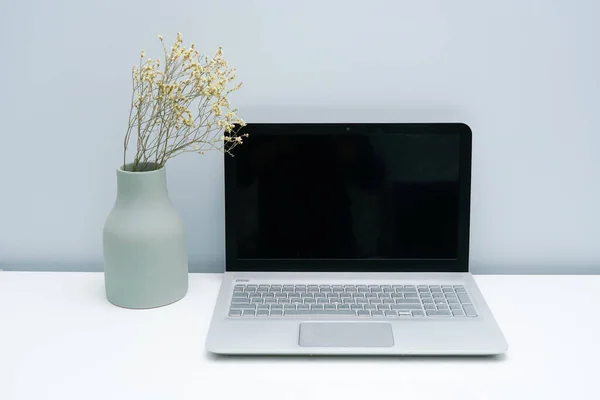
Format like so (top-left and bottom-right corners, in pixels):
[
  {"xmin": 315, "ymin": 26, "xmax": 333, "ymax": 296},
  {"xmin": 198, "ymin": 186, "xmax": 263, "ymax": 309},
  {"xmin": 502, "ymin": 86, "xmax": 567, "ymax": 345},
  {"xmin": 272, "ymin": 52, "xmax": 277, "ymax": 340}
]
[{"xmin": 224, "ymin": 123, "xmax": 472, "ymax": 273}]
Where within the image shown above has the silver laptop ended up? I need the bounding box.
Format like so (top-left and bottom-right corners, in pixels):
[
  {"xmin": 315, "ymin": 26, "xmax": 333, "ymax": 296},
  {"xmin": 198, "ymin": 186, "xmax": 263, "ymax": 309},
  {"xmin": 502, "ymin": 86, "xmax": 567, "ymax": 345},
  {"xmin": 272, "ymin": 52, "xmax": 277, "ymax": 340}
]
[{"xmin": 206, "ymin": 123, "xmax": 508, "ymax": 355}]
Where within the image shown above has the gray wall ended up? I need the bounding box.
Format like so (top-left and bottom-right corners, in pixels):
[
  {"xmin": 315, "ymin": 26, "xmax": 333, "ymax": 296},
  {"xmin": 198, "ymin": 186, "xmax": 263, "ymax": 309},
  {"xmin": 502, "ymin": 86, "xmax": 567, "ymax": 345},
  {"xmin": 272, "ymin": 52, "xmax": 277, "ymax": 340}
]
[{"xmin": 1, "ymin": 0, "xmax": 599, "ymax": 274}]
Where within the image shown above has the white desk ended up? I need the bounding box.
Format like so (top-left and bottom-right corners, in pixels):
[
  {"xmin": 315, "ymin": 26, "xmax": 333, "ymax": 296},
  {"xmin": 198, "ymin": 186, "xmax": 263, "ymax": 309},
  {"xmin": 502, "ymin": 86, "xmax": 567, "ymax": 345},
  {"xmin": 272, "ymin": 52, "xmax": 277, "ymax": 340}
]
[{"xmin": 1, "ymin": 272, "xmax": 598, "ymax": 400}]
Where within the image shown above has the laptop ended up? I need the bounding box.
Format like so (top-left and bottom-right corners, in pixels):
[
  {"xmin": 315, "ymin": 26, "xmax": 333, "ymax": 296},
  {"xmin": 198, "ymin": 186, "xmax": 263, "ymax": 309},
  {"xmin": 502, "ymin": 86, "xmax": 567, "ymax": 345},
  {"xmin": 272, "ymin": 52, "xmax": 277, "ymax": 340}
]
[{"xmin": 206, "ymin": 123, "xmax": 508, "ymax": 355}]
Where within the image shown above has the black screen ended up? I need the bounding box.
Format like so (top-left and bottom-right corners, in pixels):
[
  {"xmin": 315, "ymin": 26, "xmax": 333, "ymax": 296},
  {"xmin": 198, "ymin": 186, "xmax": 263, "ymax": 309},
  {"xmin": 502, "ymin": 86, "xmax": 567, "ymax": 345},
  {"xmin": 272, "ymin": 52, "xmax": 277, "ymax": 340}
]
[{"xmin": 232, "ymin": 128, "xmax": 462, "ymax": 261}]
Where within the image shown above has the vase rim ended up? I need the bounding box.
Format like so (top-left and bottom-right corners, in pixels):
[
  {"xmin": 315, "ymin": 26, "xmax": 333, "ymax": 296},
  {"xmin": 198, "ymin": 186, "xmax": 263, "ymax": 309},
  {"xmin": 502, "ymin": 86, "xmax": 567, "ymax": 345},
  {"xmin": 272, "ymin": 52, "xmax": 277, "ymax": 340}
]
[{"xmin": 118, "ymin": 162, "xmax": 165, "ymax": 174}]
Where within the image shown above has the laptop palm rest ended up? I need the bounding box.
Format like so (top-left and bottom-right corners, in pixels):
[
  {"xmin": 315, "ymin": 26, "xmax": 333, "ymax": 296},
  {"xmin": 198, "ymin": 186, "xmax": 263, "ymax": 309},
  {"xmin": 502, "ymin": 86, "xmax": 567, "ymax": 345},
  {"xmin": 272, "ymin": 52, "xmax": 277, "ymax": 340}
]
[{"xmin": 299, "ymin": 323, "xmax": 395, "ymax": 347}]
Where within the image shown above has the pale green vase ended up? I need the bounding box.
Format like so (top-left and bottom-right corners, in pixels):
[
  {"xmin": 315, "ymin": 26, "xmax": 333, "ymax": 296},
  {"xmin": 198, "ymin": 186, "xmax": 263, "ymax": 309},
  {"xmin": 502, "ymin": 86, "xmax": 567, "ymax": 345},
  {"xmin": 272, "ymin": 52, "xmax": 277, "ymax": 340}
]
[{"xmin": 103, "ymin": 163, "xmax": 188, "ymax": 309}]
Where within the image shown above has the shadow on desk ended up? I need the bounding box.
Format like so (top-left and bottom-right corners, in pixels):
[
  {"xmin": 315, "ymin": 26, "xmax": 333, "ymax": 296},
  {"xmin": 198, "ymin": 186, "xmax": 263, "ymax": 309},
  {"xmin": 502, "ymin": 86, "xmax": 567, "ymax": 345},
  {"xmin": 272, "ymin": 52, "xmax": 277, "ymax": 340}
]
[{"xmin": 207, "ymin": 353, "xmax": 507, "ymax": 363}]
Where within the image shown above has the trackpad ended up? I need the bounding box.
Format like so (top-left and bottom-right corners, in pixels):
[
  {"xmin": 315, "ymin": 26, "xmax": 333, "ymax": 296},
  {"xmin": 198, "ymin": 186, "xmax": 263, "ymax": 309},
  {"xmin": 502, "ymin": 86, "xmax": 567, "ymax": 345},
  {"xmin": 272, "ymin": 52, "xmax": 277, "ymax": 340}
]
[{"xmin": 299, "ymin": 323, "xmax": 394, "ymax": 347}]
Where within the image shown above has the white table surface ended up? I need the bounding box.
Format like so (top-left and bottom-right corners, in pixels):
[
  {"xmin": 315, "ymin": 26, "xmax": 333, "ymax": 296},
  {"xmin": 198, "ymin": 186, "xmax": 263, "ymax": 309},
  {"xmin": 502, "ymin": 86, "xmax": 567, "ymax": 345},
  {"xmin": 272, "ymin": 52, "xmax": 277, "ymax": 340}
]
[{"xmin": 1, "ymin": 272, "xmax": 599, "ymax": 400}]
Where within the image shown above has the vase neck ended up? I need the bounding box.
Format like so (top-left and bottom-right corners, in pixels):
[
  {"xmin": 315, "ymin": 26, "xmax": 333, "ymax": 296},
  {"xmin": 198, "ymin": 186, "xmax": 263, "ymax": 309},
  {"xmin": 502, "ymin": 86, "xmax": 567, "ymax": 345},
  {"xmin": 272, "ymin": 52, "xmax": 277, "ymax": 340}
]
[{"xmin": 116, "ymin": 167, "xmax": 169, "ymax": 202}]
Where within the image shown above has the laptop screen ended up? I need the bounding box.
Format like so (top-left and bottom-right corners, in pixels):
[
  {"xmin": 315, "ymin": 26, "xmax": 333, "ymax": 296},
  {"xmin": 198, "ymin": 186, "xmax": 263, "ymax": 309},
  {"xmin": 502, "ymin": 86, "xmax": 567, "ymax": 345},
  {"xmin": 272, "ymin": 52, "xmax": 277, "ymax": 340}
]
[{"xmin": 225, "ymin": 124, "xmax": 471, "ymax": 272}]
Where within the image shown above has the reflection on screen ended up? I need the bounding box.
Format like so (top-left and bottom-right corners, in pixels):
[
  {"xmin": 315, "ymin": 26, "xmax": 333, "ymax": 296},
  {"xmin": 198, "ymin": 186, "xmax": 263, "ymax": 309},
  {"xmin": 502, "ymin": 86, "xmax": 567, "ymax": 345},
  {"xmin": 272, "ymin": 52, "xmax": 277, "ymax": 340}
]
[{"xmin": 233, "ymin": 132, "xmax": 460, "ymax": 260}]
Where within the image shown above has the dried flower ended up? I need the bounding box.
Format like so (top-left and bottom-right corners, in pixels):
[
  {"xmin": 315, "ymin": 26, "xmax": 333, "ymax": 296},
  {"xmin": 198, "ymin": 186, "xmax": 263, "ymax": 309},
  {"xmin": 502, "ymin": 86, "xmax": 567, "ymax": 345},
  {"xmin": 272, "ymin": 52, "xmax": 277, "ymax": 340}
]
[{"xmin": 123, "ymin": 33, "xmax": 246, "ymax": 171}]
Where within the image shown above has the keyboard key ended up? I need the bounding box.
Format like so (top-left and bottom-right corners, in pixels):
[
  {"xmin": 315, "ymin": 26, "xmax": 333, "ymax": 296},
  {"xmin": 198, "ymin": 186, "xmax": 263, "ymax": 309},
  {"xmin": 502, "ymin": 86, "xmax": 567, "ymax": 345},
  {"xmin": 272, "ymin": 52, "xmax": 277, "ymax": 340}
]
[
  {"xmin": 330, "ymin": 299, "xmax": 342, "ymax": 304},
  {"xmin": 284, "ymin": 310, "xmax": 356, "ymax": 317},
  {"xmin": 384, "ymin": 310, "xmax": 397, "ymax": 317},
  {"xmin": 429, "ymin": 285, "xmax": 441, "ymax": 290},
  {"xmin": 265, "ymin": 299, "xmax": 277, "ymax": 304},
  {"xmin": 327, "ymin": 293, "xmax": 340, "ymax": 298},
  {"xmin": 297, "ymin": 304, "xmax": 310, "ymax": 310},
  {"xmin": 352, "ymin": 293, "xmax": 365, "ymax": 298},
  {"xmin": 324, "ymin": 304, "xmax": 337, "ymax": 310},
  {"xmin": 270, "ymin": 310, "xmax": 283, "ymax": 316},
  {"xmin": 284, "ymin": 304, "xmax": 296, "ymax": 310},
  {"xmin": 369, "ymin": 299, "xmax": 382, "ymax": 304},
  {"xmin": 257, "ymin": 304, "xmax": 269, "ymax": 310},
  {"xmin": 441, "ymin": 285, "xmax": 453, "ymax": 289},
  {"xmin": 417, "ymin": 285, "xmax": 428, "ymax": 289},
  {"xmin": 245, "ymin": 287, "xmax": 256, "ymax": 292},
  {"xmin": 288, "ymin": 293, "xmax": 301, "ymax": 298},
  {"xmin": 382, "ymin": 299, "xmax": 395, "ymax": 304},
  {"xmin": 278, "ymin": 299, "xmax": 290, "ymax": 304},
  {"xmin": 251, "ymin": 298, "xmax": 264, "ymax": 304},
  {"xmin": 422, "ymin": 299, "xmax": 434, "ymax": 304},
  {"xmin": 317, "ymin": 299, "xmax": 329, "ymax": 304},
  {"xmin": 343, "ymin": 299, "xmax": 355, "ymax": 304},
  {"xmin": 434, "ymin": 298, "xmax": 446, "ymax": 304},
  {"xmin": 371, "ymin": 310, "xmax": 384, "ymax": 317},
  {"xmin": 231, "ymin": 299, "xmax": 250, "ymax": 305},
  {"xmin": 275, "ymin": 293, "xmax": 287, "ymax": 298},
  {"xmin": 377, "ymin": 304, "xmax": 391, "ymax": 310},
  {"xmin": 463, "ymin": 305, "xmax": 478, "ymax": 317},
  {"xmin": 452, "ymin": 310, "xmax": 465, "ymax": 317},
  {"xmin": 391, "ymin": 304, "xmax": 423, "ymax": 310},
  {"xmin": 453, "ymin": 285, "xmax": 465, "ymax": 290},
  {"xmin": 383, "ymin": 288, "xmax": 394, "ymax": 293},
  {"xmin": 364, "ymin": 304, "xmax": 377, "ymax": 310},
  {"xmin": 283, "ymin": 285, "xmax": 294, "ymax": 290},
  {"xmin": 291, "ymin": 298, "xmax": 303, "ymax": 304},
  {"xmin": 233, "ymin": 293, "xmax": 248, "ymax": 298},
  {"xmin": 231, "ymin": 304, "xmax": 255, "ymax": 310},
  {"xmin": 271, "ymin": 304, "xmax": 283, "ymax": 310},
  {"xmin": 426, "ymin": 310, "xmax": 452, "ymax": 317},
  {"xmin": 379, "ymin": 293, "xmax": 391, "ymax": 299},
  {"xmin": 430, "ymin": 287, "xmax": 442, "ymax": 293},
  {"xmin": 437, "ymin": 304, "xmax": 449, "ymax": 310},
  {"xmin": 447, "ymin": 299, "xmax": 460, "ymax": 305},
  {"xmin": 395, "ymin": 299, "xmax": 420, "ymax": 304},
  {"xmin": 314, "ymin": 293, "xmax": 326, "ymax": 298},
  {"xmin": 351, "ymin": 304, "xmax": 363, "ymax": 310},
  {"xmin": 246, "ymin": 285, "xmax": 258, "ymax": 289},
  {"xmin": 405, "ymin": 293, "xmax": 419, "ymax": 299},
  {"xmin": 458, "ymin": 293, "xmax": 472, "ymax": 304},
  {"xmin": 242, "ymin": 310, "xmax": 256, "ymax": 317},
  {"xmin": 356, "ymin": 298, "xmax": 369, "ymax": 304},
  {"xmin": 263, "ymin": 293, "xmax": 275, "ymax": 298},
  {"xmin": 419, "ymin": 293, "xmax": 432, "ymax": 299},
  {"xmin": 256, "ymin": 310, "xmax": 269, "ymax": 316},
  {"xmin": 311, "ymin": 304, "xmax": 324, "ymax": 310},
  {"xmin": 357, "ymin": 310, "xmax": 370, "ymax": 317},
  {"xmin": 301, "ymin": 293, "xmax": 314, "ymax": 298},
  {"xmin": 228, "ymin": 310, "xmax": 242, "ymax": 317},
  {"xmin": 320, "ymin": 287, "xmax": 332, "ymax": 293},
  {"xmin": 358, "ymin": 287, "xmax": 370, "ymax": 293},
  {"xmin": 249, "ymin": 293, "xmax": 262, "ymax": 298},
  {"xmin": 432, "ymin": 293, "xmax": 445, "ymax": 298},
  {"xmin": 424, "ymin": 304, "xmax": 436, "ymax": 310},
  {"xmin": 305, "ymin": 298, "xmax": 317, "ymax": 304},
  {"xmin": 398, "ymin": 311, "xmax": 412, "ymax": 316},
  {"xmin": 443, "ymin": 288, "xmax": 454, "ymax": 293},
  {"xmin": 370, "ymin": 288, "xmax": 383, "ymax": 293},
  {"xmin": 412, "ymin": 310, "xmax": 425, "ymax": 317},
  {"xmin": 338, "ymin": 304, "xmax": 351, "ymax": 310},
  {"xmin": 418, "ymin": 288, "xmax": 429, "ymax": 293},
  {"xmin": 365, "ymin": 293, "xmax": 378, "ymax": 298},
  {"xmin": 450, "ymin": 303, "xmax": 462, "ymax": 310},
  {"xmin": 340, "ymin": 293, "xmax": 352, "ymax": 298}
]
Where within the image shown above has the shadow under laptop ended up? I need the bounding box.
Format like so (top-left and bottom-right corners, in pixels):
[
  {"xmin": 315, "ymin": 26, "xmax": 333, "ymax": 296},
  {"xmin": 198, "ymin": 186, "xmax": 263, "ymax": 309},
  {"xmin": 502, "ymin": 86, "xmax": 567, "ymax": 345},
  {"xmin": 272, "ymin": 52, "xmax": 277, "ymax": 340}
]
[{"xmin": 207, "ymin": 353, "xmax": 507, "ymax": 363}]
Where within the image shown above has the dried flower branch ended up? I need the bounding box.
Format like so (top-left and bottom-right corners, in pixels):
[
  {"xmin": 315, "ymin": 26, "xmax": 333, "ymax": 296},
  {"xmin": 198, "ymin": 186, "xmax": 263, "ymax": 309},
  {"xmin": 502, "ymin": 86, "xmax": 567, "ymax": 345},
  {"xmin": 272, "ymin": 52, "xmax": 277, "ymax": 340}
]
[{"xmin": 124, "ymin": 33, "xmax": 247, "ymax": 172}]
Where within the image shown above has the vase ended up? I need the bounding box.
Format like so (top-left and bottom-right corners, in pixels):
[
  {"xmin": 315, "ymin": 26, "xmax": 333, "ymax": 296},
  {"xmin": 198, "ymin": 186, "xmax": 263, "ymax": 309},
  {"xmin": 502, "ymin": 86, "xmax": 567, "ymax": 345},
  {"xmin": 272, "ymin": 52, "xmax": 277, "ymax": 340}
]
[{"xmin": 103, "ymin": 162, "xmax": 188, "ymax": 309}]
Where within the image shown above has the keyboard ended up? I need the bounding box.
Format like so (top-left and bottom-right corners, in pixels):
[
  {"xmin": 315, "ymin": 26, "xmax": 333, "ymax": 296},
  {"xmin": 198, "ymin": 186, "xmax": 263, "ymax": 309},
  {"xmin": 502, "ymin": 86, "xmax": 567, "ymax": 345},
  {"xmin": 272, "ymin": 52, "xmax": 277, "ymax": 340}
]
[{"xmin": 228, "ymin": 284, "xmax": 477, "ymax": 318}]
